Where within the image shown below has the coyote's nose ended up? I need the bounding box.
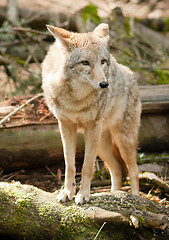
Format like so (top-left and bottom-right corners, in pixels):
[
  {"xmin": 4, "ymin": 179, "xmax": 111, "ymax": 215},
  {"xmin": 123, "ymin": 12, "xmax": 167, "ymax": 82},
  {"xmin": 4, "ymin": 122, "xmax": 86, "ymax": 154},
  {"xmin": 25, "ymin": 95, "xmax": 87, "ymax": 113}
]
[{"xmin": 99, "ymin": 81, "xmax": 109, "ymax": 89}]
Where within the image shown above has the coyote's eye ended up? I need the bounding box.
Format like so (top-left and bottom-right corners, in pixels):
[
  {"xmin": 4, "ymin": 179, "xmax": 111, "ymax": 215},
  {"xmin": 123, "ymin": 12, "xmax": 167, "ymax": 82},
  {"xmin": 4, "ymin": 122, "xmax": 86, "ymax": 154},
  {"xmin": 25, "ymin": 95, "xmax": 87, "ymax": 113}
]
[
  {"xmin": 81, "ymin": 60, "xmax": 90, "ymax": 66},
  {"xmin": 101, "ymin": 59, "xmax": 107, "ymax": 65}
]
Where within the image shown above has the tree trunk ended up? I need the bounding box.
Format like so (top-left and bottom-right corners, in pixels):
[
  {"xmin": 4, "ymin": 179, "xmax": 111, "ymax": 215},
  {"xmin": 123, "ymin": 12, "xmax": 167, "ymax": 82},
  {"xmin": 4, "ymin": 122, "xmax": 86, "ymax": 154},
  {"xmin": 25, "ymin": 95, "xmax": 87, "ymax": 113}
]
[{"xmin": 0, "ymin": 182, "xmax": 168, "ymax": 240}]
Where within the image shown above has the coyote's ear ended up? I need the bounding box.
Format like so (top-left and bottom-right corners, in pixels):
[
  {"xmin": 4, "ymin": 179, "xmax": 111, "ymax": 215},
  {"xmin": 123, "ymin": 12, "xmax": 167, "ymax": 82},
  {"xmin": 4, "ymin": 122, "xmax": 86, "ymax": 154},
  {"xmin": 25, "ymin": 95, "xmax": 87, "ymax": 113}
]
[
  {"xmin": 93, "ymin": 23, "xmax": 109, "ymax": 43},
  {"xmin": 46, "ymin": 25, "xmax": 72, "ymax": 48}
]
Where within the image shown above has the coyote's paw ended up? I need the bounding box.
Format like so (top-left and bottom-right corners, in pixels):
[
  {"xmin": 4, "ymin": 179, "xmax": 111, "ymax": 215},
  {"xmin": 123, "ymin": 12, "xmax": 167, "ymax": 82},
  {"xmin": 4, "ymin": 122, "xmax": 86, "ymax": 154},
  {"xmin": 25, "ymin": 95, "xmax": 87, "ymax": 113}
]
[
  {"xmin": 57, "ymin": 188, "xmax": 75, "ymax": 203},
  {"xmin": 75, "ymin": 191, "xmax": 90, "ymax": 205}
]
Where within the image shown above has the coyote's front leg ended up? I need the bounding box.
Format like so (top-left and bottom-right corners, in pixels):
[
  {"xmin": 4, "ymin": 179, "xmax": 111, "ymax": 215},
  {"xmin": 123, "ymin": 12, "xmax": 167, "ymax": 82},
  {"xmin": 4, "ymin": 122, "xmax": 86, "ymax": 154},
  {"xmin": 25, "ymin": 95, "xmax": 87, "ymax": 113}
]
[
  {"xmin": 57, "ymin": 120, "xmax": 77, "ymax": 202},
  {"xmin": 75, "ymin": 122, "xmax": 102, "ymax": 204}
]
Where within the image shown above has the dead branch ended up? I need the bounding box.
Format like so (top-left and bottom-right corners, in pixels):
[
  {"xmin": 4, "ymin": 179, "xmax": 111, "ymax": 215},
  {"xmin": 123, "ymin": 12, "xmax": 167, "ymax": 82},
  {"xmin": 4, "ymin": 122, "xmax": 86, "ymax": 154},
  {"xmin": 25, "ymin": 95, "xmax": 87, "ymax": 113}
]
[
  {"xmin": 85, "ymin": 206, "xmax": 167, "ymax": 230},
  {"xmin": 13, "ymin": 27, "xmax": 50, "ymax": 36},
  {"xmin": 0, "ymin": 93, "xmax": 43, "ymax": 128},
  {"xmin": 0, "ymin": 54, "xmax": 21, "ymax": 66},
  {"xmin": 139, "ymin": 172, "xmax": 169, "ymax": 193}
]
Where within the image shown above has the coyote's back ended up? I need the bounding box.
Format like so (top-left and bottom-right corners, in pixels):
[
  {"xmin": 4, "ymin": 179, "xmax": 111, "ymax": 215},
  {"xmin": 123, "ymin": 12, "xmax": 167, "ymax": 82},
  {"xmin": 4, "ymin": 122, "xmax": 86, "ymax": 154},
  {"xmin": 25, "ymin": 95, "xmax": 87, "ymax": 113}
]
[{"xmin": 42, "ymin": 23, "xmax": 141, "ymax": 204}]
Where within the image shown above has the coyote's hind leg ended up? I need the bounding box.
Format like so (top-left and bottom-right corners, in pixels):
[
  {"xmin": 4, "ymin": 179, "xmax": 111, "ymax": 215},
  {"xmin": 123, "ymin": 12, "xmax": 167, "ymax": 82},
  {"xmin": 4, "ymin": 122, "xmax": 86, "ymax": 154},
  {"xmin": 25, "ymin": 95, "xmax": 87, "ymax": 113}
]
[
  {"xmin": 114, "ymin": 132, "xmax": 139, "ymax": 195},
  {"xmin": 98, "ymin": 130, "xmax": 122, "ymax": 192}
]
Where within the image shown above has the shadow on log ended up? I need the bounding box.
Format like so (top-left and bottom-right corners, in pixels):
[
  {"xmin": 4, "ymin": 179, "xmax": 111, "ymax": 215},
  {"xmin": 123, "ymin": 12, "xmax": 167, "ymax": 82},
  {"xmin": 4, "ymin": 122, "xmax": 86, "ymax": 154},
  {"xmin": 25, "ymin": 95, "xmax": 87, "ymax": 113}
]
[{"xmin": 0, "ymin": 182, "xmax": 168, "ymax": 240}]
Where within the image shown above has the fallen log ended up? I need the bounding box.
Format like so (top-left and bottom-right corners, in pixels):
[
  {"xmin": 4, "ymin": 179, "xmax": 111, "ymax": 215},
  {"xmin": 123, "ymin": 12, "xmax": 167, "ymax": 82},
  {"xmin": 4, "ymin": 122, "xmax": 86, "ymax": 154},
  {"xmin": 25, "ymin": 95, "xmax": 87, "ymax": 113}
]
[
  {"xmin": 139, "ymin": 85, "xmax": 169, "ymax": 152},
  {"xmin": 139, "ymin": 172, "xmax": 169, "ymax": 193},
  {"xmin": 0, "ymin": 182, "xmax": 168, "ymax": 240}
]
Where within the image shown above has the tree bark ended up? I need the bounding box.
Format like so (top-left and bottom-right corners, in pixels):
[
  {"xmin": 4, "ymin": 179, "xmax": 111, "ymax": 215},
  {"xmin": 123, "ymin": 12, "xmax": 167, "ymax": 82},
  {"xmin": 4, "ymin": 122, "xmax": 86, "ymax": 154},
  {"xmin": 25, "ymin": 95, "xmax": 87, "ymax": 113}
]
[{"xmin": 0, "ymin": 182, "xmax": 168, "ymax": 240}]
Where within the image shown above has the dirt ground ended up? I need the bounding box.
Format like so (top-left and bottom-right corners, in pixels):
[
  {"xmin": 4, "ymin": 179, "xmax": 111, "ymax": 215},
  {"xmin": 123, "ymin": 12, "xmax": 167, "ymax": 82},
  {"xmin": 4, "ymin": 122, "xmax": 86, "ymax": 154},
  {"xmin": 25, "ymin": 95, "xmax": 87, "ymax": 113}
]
[
  {"xmin": 1, "ymin": 0, "xmax": 169, "ymax": 18},
  {"xmin": 0, "ymin": 94, "xmax": 55, "ymax": 127}
]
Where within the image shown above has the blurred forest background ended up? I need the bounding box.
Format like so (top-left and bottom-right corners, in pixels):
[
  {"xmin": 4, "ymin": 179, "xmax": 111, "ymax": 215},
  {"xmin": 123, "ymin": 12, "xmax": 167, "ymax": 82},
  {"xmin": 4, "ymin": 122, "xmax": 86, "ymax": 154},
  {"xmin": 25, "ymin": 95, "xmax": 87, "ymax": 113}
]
[{"xmin": 0, "ymin": 0, "xmax": 169, "ymax": 99}]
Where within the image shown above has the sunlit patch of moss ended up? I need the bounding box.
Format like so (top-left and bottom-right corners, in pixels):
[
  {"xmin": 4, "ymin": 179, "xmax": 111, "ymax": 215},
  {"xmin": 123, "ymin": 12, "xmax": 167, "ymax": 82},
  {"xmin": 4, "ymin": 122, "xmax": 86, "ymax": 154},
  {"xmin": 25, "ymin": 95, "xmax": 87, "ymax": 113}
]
[
  {"xmin": 153, "ymin": 68, "xmax": 169, "ymax": 85},
  {"xmin": 54, "ymin": 205, "xmax": 108, "ymax": 240}
]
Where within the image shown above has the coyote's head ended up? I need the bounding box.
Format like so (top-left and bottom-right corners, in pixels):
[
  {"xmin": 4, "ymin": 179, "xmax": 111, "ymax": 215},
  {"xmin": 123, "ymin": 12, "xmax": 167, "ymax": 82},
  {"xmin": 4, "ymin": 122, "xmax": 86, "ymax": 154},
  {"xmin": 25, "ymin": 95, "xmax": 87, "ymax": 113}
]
[{"xmin": 47, "ymin": 24, "xmax": 110, "ymax": 90}]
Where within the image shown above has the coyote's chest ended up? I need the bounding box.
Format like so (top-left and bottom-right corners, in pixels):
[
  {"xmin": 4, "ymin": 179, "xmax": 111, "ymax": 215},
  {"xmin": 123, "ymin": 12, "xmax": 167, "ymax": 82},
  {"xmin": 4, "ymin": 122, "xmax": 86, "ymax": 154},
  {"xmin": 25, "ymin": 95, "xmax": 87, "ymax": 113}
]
[{"xmin": 49, "ymin": 88, "xmax": 108, "ymax": 125}]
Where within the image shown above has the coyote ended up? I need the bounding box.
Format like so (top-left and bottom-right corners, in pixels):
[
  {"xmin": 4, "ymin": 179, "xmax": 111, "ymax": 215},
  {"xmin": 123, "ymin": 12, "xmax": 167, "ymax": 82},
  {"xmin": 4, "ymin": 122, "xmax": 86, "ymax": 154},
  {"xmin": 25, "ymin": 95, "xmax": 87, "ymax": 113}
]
[{"xmin": 42, "ymin": 23, "xmax": 141, "ymax": 204}]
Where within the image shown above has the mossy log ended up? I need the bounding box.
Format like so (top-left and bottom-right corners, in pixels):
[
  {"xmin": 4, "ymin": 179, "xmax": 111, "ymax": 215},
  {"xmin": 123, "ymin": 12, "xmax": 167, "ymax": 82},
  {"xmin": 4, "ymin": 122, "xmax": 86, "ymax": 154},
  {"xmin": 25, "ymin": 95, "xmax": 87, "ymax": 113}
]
[
  {"xmin": 0, "ymin": 182, "xmax": 103, "ymax": 240},
  {"xmin": 0, "ymin": 182, "xmax": 168, "ymax": 240}
]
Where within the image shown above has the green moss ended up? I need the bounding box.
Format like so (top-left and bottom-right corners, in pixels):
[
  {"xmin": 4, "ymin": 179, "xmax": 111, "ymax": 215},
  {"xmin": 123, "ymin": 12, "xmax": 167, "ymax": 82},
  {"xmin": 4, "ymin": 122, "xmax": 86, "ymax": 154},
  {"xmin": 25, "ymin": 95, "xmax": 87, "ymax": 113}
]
[
  {"xmin": 163, "ymin": 18, "xmax": 169, "ymax": 32},
  {"xmin": 54, "ymin": 205, "xmax": 108, "ymax": 240},
  {"xmin": 82, "ymin": 4, "xmax": 101, "ymax": 24},
  {"xmin": 124, "ymin": 17, "xmax": 132, "ymax": 37},
  {"xmin": 0, "ymin": 183, "xmax": 109, "ymax": 239},
  {"xmin": 153, "ymin": 68, "xmax": 169, "ymax": 85}
]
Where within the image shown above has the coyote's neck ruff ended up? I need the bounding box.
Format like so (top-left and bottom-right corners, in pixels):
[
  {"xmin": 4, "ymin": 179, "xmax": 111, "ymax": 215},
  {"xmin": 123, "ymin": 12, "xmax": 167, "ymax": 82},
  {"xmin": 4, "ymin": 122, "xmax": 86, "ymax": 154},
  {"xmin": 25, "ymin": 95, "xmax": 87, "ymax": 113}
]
[{"xmin": 42, "ymin": 24, "xmax": 141, "ymax": 204}]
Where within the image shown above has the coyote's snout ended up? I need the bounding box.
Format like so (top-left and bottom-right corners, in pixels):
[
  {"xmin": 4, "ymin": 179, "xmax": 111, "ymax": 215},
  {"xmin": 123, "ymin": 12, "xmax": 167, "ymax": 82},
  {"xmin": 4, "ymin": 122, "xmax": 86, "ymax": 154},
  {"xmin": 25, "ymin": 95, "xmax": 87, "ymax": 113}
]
[{"xmin": 42, "ymin": 23, "xmax": 141, "ymax": 204}]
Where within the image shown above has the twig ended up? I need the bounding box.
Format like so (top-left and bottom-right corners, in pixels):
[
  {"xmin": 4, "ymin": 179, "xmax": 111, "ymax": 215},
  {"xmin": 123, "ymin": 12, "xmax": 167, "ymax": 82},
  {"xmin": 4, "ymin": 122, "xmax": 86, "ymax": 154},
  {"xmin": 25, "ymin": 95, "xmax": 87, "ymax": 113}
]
[
  {"xmin": 13, "ymin": 27, "xmax": 50, "ymax": 36},
  {"xmin": 0, "ymin": 55, "xmax": 22, "ymax": 67},
  {"xmin": 0, "ymin": 115, "xmax": 25, "ymax": 119},
  {"xmin": 93, "ymin": 222, "xmax": 106, "ymax": 240},
  {"xmin": 39, "ymin": 112, "xmax": 52, "ymax": 121},
  {"xmin": 24, "ymin": 44, "xmax": 39, "ymax": 66},
  {"xmin": 0, "ymin": 169, "xmax": 25, "ymax": 181},
  {"xmin": 45, "ymin": 165, "xmax": 56, "ymax": 178},
  {"xmin": 0, "ymin": 93, "xmax": 43, "ymax": 128}
]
